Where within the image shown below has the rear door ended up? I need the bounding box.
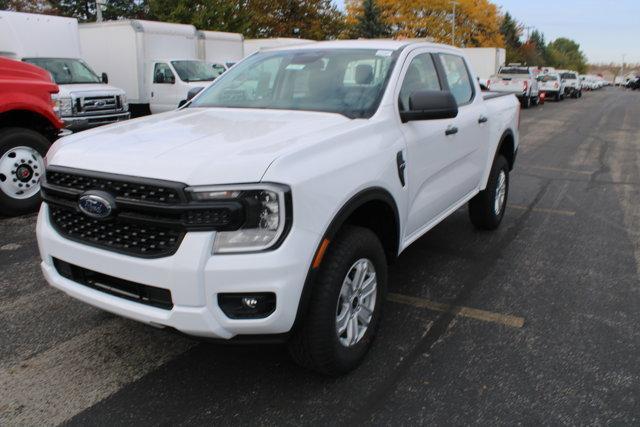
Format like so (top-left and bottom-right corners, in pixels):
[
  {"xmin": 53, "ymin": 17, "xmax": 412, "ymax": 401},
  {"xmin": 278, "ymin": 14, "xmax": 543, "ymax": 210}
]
[{"xmin": 436, "ymin": 53, "xmax": 489, "ymax": 195}]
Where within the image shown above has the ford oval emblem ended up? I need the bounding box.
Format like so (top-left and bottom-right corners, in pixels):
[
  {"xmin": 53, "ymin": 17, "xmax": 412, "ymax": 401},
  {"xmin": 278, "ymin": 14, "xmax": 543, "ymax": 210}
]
[{"xmin": 78, "ymin": 193, "xmax": 113, "ymax": 219}]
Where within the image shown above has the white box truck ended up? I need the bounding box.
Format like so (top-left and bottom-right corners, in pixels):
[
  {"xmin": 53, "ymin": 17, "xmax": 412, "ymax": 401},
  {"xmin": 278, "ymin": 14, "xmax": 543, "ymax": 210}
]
[
  {"xmin": 197, "ymin": 30, "xmax": 243, "ymax": 76},
  {"xmin": 461, "ymin": 47, "xmax": 506, "ymax": 83},
  {"xmin": 243, "ymin": 38, "xmax": 315, "ymax": 57},
  {"xmin": 79, "ymin": 20, "xmax": 218, "ymax": 115},
  {"xmin": 0, "ymin": 11, "xmax": 129, "ymax": 131}
]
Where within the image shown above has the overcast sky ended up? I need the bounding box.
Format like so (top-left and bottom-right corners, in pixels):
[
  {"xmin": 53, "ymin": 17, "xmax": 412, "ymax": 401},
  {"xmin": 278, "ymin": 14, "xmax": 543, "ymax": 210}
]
[{"xmin": 333, "ymin": 0, "xmax": 639, "ymax": 64}]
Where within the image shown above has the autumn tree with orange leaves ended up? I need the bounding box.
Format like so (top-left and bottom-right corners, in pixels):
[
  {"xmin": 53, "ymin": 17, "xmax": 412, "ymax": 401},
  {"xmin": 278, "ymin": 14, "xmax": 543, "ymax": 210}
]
[{"xmin": 345, "ymin": 0, "xmax": 504, "ymax": 47}]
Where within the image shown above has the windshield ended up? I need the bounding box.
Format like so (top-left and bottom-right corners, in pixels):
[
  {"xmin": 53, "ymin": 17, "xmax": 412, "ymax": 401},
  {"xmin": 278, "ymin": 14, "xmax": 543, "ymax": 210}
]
[
  {"xmin": 190, "ymin": 48, "xmax": 398, "ymax": 119},
  {"xmin": 23, "ymin": 57, "xmax": 100, "ymax": 84},
  {"xmin": 171, "ymin": 60, "xmax": 218, "ymax": 82},
  {"xmin": 561, "ymin": 73, "xmax": 577, "ymax": 79},
  {"xmin": 499, "ymin": 67, "xmax": 529, "ymax": 75},
  {"xmin": 538, "ymin": 75, "xmax": 558, "ymax": 82}
]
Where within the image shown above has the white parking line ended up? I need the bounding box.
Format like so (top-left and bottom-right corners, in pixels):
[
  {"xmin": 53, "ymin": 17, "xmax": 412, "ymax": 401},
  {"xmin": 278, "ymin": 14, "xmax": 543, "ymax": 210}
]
[{"xmin": 0, "ymin": 320, "xmax": 195, "ymax": 425}]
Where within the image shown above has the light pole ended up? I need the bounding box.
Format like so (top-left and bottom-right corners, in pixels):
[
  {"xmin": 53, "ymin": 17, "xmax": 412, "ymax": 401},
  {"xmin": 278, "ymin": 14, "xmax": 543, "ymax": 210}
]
[
  {"xmin": 96, "ymin": 0, "xmax": 105, "ymax": 22},
  {"xmin": 451, "ymin": 1, "xmax": 459, "ymax": 45}
]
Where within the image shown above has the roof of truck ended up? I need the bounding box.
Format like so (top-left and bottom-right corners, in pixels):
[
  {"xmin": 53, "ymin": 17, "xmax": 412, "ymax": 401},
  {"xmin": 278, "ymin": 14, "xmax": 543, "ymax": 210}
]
[
  {"xmin": 79, "ymin": 19, "xmax": 197, "ymax": 37},
  {"xmin": 261, "ymin": 39, "xmax": 458, "ymax": 53}
]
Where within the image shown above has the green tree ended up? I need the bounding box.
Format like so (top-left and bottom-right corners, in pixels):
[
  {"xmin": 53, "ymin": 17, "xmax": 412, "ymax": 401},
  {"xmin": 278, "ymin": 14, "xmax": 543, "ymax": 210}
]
[
  {"xmin": 47, "ymin": 0, "xmax": 148, "ymax": 21},
  {"xmin": 350, "ymin": 0, "xmax": 389, "ymax": 38},
  {"xmin": 546, "ymin": 37, "xmax": 588, "ymax": 73},
  {"xmin": 500, "ymin": 12, "xmax": 522, "ymax": 63},
  {"xmin": 148, "ymin": 0, "xmax": 249, "ymax": 34}
]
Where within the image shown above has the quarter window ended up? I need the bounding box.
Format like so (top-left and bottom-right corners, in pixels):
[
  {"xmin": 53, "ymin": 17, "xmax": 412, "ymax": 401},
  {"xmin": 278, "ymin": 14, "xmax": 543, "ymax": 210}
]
[
  {"xmin": 398, "ymin": 53, "xmax": 441, "ymax": 111},
  {"xmin": 439, "ymin": 54, "xmax": 474, "ymax": 105}
]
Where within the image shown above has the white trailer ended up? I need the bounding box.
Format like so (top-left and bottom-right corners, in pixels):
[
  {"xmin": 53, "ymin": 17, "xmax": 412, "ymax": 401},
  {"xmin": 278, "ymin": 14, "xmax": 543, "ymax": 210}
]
[
  {"xmin": 244, "ymin": 38, "xmax": 315, "ymax": 57},
  {"xmin": 0, "ymin": 11, "xmax": 129, "ymax": 131},
  {"xmin": 197, "ymin": 30, "xmax": 243, "ymax": 75},
  {"xmin": 461, "ymin": 47, "xmax": 506, "ymax": 83},
  {"xmin": 79, "ymin": 20, "xmax": 218, "ymax": 115}
]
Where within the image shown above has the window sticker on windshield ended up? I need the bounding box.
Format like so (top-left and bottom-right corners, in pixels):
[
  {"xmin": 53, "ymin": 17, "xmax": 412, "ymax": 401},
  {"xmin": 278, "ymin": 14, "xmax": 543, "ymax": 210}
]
[
  {"xmin": 376, "ymin": 50, "xmax": 393, "ymax": 57},
  {"xmin": 285, "ymin": 64, "xmax": 306, "ymax": 70}
]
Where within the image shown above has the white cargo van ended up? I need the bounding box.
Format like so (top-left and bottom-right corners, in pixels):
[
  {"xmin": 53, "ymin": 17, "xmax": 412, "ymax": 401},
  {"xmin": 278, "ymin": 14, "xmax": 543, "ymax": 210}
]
[
  {"xmin": 197, "ymin": 30, "xmax": 243, "ymax": 76},
  {"xmin": 243, "ymin": 38, "xmax": 315, "ymax": 57},
  {"xmin": 0, "ymin": 11, "xmax": 129, "ymax": 131},
  {"xmin": 79, "ymin": 20, "xmax": 217, "ymax": 115},
  {"xmin": 461, "ymin": 47, "xmax": 506, "ymax": 83}
]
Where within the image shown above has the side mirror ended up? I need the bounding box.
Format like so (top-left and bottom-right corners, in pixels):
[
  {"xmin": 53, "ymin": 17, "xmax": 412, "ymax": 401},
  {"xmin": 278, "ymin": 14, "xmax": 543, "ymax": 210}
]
[
  {"xmin": 101, "ymin": 72, "xmax": 108, "ymax": 84},
  {"xmin": 178, "ymin": 87, "xmax": 204, "ymax": 108},
  {"xmin": 186, "ymin": 86, "xmax": 204, "ymax": 101},
  {"xmin": 400, "ymin": 90, "xmax": 458, "ymax": 123}
]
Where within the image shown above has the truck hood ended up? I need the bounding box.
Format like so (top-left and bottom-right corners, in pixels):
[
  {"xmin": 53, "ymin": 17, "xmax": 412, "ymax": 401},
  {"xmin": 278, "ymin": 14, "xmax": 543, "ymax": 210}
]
[
  {"xmin": 47, "ymin": 108, "xmax": 352, "ymax": 184},
  {"xmin": 57, "ymin": 83, "xmax": 126, "ymax": 97}
]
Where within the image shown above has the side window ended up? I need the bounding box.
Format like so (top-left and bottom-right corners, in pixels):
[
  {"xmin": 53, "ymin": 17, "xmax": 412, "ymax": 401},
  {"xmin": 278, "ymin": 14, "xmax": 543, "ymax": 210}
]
[
  {"xmin": 398, "ymin": 53, "xmax": 441, "ymax": 111},
  {"xmin": 439, "ymin": 54, "xmax": 473, "ymax": 105},
  {"xmin": 153, "ymin": 63, "xmax": 175, "ymax": 84}
]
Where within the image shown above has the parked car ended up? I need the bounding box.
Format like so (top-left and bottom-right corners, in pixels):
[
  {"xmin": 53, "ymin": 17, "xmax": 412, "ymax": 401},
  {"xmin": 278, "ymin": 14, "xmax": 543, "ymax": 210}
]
[
  {"xmin": 37, "ymin": 40, "xmax": 520, "ymax": 375},
  {"xmin": 0, "ymin": 57, "xmax": 63, "ymax": 216},
  {"xmin": 0, "ymin": 11, "xmax": 130, "ymax": 131},
  {"xmin": 79, "ymin": 20, "xmax": 218, "ymax": 116},
  {"xmin": 537, "ymin": 72, "xmax": 566, "ymax": 101},
  {"xmin": 627, "ymin": 76, "xmax": 640, "ymax": 90},
  {"xmin": 487, "ymin": 64, "xmax": 540, "ymax": 108},
  {"xmin": 559, "ymin": 71, "xmax": 582, "ymax": 98}
]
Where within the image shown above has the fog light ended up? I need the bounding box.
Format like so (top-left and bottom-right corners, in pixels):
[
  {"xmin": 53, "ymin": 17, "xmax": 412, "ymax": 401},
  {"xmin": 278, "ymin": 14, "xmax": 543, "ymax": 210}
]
[{"xmin": 218, "ymin": 293, "xmax": 276, "ymax": 319}]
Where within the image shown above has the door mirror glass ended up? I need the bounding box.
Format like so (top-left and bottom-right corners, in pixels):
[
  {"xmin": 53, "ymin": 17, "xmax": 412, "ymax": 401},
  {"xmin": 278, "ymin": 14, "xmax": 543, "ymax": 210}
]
[
  {"xmin": 401, "ymin": 90, "xmax": 458, "ymax": 123},
  {"xmin": 101, "ymin": 72, "xmax": 108, "ymax": 84}
]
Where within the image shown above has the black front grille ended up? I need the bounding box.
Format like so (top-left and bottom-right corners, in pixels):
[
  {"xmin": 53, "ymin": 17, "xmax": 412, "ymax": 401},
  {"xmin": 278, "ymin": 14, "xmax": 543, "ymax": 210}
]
[
  {"xmin": 46, "ymin": 170, "xmax": 183, "ymax": 204},
  {"xmin": 42, "ymin": 166, "xmax": 245, "ymax": 258},
  {"xmin": 53, "ymin": 258, "xmax": 173, "ymax": 310},
  {"xmin": 50, "ymin": 206, "xmax": 184, "ymax": 257}
]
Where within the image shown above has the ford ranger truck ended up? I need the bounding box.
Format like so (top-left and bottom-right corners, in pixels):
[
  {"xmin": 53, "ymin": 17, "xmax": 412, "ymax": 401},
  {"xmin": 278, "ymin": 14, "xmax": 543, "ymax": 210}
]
[
  {"xmin": 537, "ymin": 72, "xmax": 566, "ymax": 102},
  {"xmin": 488, "ymin": 65, "xmax": 539, "ymax": 109},
  {"xmin": 37, "ymin": 41, "xmax": 520, "ymax": 375},
  {"xmin": 0, "ymin": 57, "xmax": 63, "ymax": 216},
  {"xmin": 559, "ymin": 71, "xmax": 582, "ymax": 98}
]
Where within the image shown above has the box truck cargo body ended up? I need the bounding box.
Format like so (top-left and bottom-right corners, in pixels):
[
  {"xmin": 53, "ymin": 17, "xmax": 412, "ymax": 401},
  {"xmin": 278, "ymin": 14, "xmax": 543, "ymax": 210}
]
[
  {"xmin": 197, "ymin": 30, "xmax": 243, "ymax": 75},
  {"xmin": 461, "ymin": 47, "xmax": 506, "ymax": 82},
  {"xmin": 0, "ymin": 11, "xmax": 129, "ymax": 131},
  {"xmin": 79, "ymin": 20, "xmax": 218, "ymax": 115},
  {"xmin": 243, "ymin": 38, "xmax": 316, "ymax": 57}
]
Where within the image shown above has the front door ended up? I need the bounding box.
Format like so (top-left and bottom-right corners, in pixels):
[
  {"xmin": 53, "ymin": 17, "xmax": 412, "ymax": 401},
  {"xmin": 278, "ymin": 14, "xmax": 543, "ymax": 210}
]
[{"xmin": 150, "ymin": 62, "xmax": 177, "ymax": 114}]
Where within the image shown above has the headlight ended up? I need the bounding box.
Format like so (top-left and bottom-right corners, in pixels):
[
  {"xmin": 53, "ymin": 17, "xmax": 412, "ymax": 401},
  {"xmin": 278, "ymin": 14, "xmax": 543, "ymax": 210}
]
[
  {"xmin": 187, "ymin": 183, "xmax": 290, "ymax": 253},
  {"xmin": 119, "ymin": 94, "xmax": 128, "ymax": 111},
  {"xmin": 51, "ymin": 95, "xmax": 73, "ymax": 117}
]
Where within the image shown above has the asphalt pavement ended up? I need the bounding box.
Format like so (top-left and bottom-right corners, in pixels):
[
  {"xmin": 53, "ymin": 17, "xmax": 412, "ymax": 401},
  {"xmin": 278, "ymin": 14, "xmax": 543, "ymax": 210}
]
[{"xmin": 1, "ymin": 88, "xmax": 639, "ymax": 425}]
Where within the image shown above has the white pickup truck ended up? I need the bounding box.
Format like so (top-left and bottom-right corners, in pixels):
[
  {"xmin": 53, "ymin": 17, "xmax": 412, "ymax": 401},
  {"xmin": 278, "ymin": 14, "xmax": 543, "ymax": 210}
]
[
  {"xmin": 37, "ymin": 41, "xmax": 520, "ymax": 375},
  {"xmin": 487, "ymin": 65, "xmax": 539, "ymax": 109},
  {"xmin": 537, "ymin": 72, "xmax": 566, "ymax": 101}
]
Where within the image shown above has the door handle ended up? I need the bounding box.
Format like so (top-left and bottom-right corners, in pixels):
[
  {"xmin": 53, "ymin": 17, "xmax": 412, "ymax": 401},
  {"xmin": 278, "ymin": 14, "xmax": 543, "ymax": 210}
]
[
  {"xmin": 478, "ymin": 115, "xmax": 488, "ymax": 124},
  {"xmin": 445, "ymin": 125, "xmax": 459, "ymax": 136}
]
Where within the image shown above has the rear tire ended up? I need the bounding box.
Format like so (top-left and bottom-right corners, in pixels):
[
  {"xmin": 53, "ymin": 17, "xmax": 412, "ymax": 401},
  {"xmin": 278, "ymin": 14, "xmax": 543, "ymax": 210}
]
[
  {"xmin": 554, "ymin": 92, "xmax": 561, "ymax": 102},
  {"xmin": 521, "ymin": 96, "xmax": 531, "ymax": 109},
  {"xmin": 468, "ymin": 155, "xmax": 509, "ymax": 231},
  {"xmin": 288, "ymin": 226, "xmax": 387, "ymax": 376},
  {"xmin": 0, "ymin": 128, "xmax": 50, "ymax": 217}
]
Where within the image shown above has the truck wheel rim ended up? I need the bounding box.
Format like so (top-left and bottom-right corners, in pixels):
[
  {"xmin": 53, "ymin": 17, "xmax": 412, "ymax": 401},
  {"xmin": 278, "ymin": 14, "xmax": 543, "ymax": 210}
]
[
  {"xmin": 335, "ymin": 258, "xmax": 377, "ymax": 348},
  {"xmin": 494, "ymin": 170, "xmax": 507, "ymax": 216},
  {"xmin": 0, "ymin": 146, "xmax": 45, "ymax": 200}
]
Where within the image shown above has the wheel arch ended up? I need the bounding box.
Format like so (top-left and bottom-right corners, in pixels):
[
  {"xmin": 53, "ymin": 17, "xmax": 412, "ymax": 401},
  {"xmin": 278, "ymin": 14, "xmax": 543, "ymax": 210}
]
[
  {"xmin": 289, "ymin": 186, "xmax": 401, "ymax": 337},
  {"xmin": 496, "ymin": 128, "xmax": 516, "ymax": 171}
]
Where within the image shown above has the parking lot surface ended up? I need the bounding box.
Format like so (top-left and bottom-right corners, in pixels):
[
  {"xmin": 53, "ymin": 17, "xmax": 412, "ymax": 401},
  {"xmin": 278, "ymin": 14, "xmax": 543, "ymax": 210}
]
[{"xmin": 1, "ymin": 88, "xmax": 639, "ymax": 425}]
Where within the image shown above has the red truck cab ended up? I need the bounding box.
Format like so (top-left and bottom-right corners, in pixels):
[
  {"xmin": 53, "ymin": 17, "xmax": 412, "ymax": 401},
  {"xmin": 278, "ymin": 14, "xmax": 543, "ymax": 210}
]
[{"xmin": 0, "ymin": 57, "xmax": 62, "ymax": 216}]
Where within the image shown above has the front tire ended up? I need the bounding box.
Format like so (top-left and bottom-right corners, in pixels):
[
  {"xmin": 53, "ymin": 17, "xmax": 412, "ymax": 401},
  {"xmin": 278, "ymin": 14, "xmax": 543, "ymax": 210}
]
[
  {"xmin": 0, "ymin": 128, "xmax": 49, "ymax": 217},
  {"xmin": 288, "ymin": 226, "xmax": 387, "ymax": 375},
  {"xmin": 468, "ymin": 155, "xmax": 509, "ymax": 230}
]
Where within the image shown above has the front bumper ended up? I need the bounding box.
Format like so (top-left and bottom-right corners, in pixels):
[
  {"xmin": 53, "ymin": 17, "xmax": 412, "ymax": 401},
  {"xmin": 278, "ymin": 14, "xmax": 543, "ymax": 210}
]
[
  {"xmin": 36, "ymin": 204, "xmax": 319, "ymax": 339},
  {"xmin": 62, "ymin": 112, "xmax": 130, "ymax": 132}
]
